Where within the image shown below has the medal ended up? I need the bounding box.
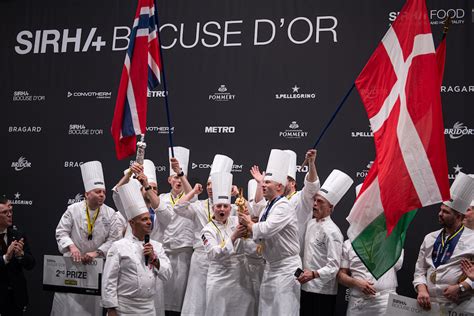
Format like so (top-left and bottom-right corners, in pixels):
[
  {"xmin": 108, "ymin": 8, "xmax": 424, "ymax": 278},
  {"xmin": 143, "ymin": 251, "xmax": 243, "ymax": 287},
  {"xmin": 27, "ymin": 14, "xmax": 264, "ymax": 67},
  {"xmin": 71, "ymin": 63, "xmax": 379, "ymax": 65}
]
[
  {"xmin": 429, "ymin": 271, "xmax": 437, "ymax": 284},
  {"xmin": 256, "ymin": 243, "xmax": 264, "ymax": 255}
]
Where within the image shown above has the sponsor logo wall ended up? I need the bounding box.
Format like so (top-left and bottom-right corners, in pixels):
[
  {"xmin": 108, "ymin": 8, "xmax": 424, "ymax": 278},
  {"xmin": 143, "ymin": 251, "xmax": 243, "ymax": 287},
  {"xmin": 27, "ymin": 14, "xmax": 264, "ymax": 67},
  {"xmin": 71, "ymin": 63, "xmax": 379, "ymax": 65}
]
[{"xmin": 1, "ymin": 1, "xmax": 472, "ymax": 315}]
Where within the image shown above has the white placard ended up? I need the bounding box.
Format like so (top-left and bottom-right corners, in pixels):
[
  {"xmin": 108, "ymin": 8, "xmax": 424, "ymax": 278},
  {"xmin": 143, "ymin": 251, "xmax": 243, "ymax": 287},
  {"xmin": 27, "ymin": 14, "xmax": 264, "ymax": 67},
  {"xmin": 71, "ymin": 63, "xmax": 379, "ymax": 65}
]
[
  {"xmin": 386, "ymin": 294, "xmax": 473, "ymax": 316},
  {"xmin": 43, "ymin": 255, "xmax": 104, "ymax": 295}
]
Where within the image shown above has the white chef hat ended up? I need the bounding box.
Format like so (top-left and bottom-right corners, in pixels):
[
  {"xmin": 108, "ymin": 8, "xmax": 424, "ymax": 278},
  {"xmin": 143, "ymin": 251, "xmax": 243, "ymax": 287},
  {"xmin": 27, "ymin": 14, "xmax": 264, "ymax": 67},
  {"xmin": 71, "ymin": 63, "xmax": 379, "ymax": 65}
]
[
  {"xmin": 284, "ymin": 150, "xmax": 297, "ymax": 181},
  {"xmin": 263, "ymin": 149, "xmax": 290, "ymax": 186},
  {"xmin": 122, "ymin": 168, "xmax": 141, "ymax": 187},
  {"xmin": 355, "ymin": 183, "xmax": 363, "ymax": 198},
  {"xmin": 318, "ymin": 169, "xmax": 354, "ymax": 206},
  {"xmin": 169, "ymin": 146, "xmax": 190, "ymax": 176},
  {"xmin": 443, "ymin": 172, "xmax": 474, "ymax": 215},
  {"xmin": 143, "ymin": 159, "xmax": 157, "ymax": 184},
  {"xmin": 210, "ymin": 154, "xmax": 233, "ymax": 175},
  {"xmin": 117, "ymin": 181, "xmax": 148, "ymax": 220},
  {"xmin": 248, "ymin": 179, "xmax": 258, "ymax": 202},
  {"xmin": 211, "ymin": 172, "xmax": 233, "ymax": 205},
  {"xmin": 81, "ymin": 161, "xmax": 105, "ymax": 192}
]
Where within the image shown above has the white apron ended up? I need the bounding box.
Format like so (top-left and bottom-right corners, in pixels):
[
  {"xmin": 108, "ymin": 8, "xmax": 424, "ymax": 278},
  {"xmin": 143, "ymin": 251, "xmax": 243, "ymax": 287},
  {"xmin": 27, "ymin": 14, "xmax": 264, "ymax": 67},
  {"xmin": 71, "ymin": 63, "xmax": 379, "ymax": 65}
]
[
  {"xmin": 181, "ymin": 248, "xmax": 209, "ymax": 316},
  {"xmin": 205, "ymin": 253, "xmax": 255, "ymax": 316},
  {"xmin": 51, "ymin": 293, "xmax": 101, "ymax": 316},
  {"xmin": 258, "ymin": 254, "xmax": 301, "ymax": 316},
  {"xmin": 115, "ymin": 296, "xmax": 155, "ymax": 316},
  {"xmin": 163, "ymin": 247, "xmax": 193, "ymax": 311},
  {"xmin": 346, "ymin": 291, "xmax": 393, "ymax": 316}
]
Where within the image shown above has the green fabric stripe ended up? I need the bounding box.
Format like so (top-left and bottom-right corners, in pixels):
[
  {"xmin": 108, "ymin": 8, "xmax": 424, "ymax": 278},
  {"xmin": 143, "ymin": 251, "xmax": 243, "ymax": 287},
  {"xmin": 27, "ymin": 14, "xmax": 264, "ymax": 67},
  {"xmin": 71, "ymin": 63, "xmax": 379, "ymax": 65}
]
[{"xmin": 351, "ymin": 209, "xmax": 417, "ymax": 279}]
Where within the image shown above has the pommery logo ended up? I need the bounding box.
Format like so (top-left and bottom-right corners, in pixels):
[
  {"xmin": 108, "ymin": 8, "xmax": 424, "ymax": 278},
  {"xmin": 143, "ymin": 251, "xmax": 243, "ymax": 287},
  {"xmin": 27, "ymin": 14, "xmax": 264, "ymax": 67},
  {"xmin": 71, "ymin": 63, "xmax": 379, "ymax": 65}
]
[
  {"xmin": 275, "ymin": 85, "xmax": 316, "ymax": 100},
  {"xmin": 279, "ymin": 121, "xmax": 308, "ymax": 139},
  {"xmin": 11, "ymin": 157, "xmax": 32, "ymax": 171},
  {"xmin": 209, "ymin": 85, "xmax": 236, "ymax": 101},
  {"xmin": 356, "ymin": 161, "xmax": 374, "ymax": 178}
]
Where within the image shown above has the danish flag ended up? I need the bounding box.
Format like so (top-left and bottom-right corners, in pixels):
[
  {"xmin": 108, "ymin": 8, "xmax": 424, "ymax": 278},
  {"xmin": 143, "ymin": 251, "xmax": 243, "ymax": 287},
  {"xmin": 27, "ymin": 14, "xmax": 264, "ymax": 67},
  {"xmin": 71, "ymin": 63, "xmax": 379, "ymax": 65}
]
[
  {"xmin": 111, "ymin": 0, "xmax": 162, "ymax": 160},
  {"xmin": 349, "ymin": 0, "xmax": 450, "ymax": 237}
]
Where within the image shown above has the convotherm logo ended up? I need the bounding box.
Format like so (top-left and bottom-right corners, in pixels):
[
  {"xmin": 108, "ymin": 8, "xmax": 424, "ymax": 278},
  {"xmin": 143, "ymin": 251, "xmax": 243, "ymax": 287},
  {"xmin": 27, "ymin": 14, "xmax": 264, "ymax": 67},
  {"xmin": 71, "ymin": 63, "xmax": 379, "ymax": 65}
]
[
  {"xmin": 191, "ymin": 162, "xmax": 243, "ymax": 173},
  {"xmin": 12, "ymin": 91, "xmax": 45, "ymax": 102},
  {"xmin": 11, "ymin": 192, "xmax": 33, "ymax": 206},
  {"xmin": 146, "ymin": 126, "xmax": 175, "ymax": 134},
  {"xmin": 445, "ymin": 122, "xmax": 473, "ymax": 140},
  {"xmin": 275, "ymin": 85, "xmax": 316, "ymax": 100},
  {"xmin": 67, "ymin": 91, "xmax": 112, "ymax": 99},
  {"xmin": 11, "ymin": 157, "xmax": 32, "ymax": 171},
  {"xmin": 209, "ymin": 85, "xmax": 236, "ymax": 101}
]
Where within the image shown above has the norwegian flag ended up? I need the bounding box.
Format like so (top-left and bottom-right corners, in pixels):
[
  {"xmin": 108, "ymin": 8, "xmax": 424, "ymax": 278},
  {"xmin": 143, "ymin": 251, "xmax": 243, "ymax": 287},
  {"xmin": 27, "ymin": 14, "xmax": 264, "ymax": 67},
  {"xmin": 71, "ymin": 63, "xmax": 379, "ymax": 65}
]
[
  {"xmin": 347, "ymin": 0, "xmax": 450, "ymax": 278},
  {"xmin": 111, "ymin": 0, "xmax": 162, "ymax": 160}
]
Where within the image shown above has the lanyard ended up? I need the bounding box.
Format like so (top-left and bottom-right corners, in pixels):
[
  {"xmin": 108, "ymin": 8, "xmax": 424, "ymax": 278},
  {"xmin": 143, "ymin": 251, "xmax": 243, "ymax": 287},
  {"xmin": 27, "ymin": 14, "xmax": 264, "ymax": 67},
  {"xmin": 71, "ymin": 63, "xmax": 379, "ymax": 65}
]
[
  {"xmin": 170, "ymin": 192, "xmax": 184, "ymax": 206},
  {"xmin": 85, "ymin": 204, "xmax": 100, "ymax": 240},
  {"xmin": 260, "ymin": 196, "xmax": 283, "ymax": 222},
  {"xmin": 206, "ymin": 199, "xmax": 212, "ymax": 222},
  {"xmin": 432, "ymin": 225, "xmax": 464, "ymax": 268},
  {"xmin": 286, "ymin": 191, "xmax": 297, "ymax": 200},
  {"xmin": 210, "ymin": 220, "xmax": 228, "ymax": 248}
]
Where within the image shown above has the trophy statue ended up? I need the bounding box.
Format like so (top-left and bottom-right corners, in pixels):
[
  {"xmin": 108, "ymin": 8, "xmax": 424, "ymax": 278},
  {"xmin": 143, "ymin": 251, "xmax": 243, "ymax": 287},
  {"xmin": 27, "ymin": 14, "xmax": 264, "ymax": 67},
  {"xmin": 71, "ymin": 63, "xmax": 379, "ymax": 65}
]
[
  {"xmin": 128, "ymin": 134, "xmax": 147, "ymax": 178},
  {"xmin": 235, "ymin": 187, "xmax": 250, "ymax": 238}
]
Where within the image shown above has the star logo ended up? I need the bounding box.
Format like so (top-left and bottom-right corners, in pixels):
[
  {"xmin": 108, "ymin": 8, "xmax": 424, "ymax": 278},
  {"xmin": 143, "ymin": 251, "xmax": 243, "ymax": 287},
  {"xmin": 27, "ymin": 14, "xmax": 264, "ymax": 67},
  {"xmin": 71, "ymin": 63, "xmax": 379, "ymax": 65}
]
[
  {"xmin": 453, "ymin": 164, "xmax": 463, "ymax": 174},
  {"xmin": 292, "ymin": 85, "xmax": 300, "ymax": 93},
  {"xmin": 14, "ymin": 192, "xmax": 20, "ymax": 199}
]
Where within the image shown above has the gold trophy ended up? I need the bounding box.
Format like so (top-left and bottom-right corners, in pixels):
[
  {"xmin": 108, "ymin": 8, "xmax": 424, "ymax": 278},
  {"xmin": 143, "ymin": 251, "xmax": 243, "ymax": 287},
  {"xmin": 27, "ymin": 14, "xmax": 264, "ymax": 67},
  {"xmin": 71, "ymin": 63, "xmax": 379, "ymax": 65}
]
[{"xmin": 235, "ymin": 187, "xmax": 250, "ymax": 238}]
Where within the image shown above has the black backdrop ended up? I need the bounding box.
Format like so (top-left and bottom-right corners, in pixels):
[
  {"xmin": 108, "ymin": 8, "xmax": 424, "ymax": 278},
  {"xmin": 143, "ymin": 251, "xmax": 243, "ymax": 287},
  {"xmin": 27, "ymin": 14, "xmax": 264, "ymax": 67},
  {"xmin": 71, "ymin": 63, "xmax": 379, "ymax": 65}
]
[{"xmin": 1, "ymin": 0, "xmax": 473, "ymax": 314}]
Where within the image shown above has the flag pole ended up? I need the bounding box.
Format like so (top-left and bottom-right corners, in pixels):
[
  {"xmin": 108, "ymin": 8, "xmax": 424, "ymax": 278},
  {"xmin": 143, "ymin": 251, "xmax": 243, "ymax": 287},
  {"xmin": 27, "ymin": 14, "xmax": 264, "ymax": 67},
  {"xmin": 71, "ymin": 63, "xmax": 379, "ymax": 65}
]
[
  {"xmin": 153, "ymin": 0, "xmax": 175, "ymax": 157},
  {"xmin": 301, "ymin": 83, "xmax": 355, "ymax": 166}
]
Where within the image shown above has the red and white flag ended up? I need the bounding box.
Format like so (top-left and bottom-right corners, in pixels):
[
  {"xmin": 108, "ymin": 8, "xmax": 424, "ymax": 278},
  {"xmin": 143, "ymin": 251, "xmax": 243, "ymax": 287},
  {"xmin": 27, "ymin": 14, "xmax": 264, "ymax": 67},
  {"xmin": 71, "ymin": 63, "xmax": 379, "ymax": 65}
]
[{"xmin": 347, "ymin": 0, "xmax": 450, "ymax": 278}]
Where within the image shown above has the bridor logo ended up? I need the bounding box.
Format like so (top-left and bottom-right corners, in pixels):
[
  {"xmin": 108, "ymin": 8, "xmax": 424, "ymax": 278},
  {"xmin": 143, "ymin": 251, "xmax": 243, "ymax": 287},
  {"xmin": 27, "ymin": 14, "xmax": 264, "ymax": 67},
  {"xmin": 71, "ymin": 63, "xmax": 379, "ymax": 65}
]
[
  {"xmin": 11, "ymin": 157, "xmax": 32, "ymax": 171},
  {"xmin": 67, "ymin": 91, "xmax": 112, "ymax": 99},
  {"xmin": 11, "ymin": 192, "xmax": 33, "ymax": 206},
  {"xmin": 68, "ymin": 193, "xmax": 85, "ymax": 205},
  {"xmin": 275, "ymin": 85, "xmax": 316, "ymax": 100},
  {"xmin": 279, "ymin": 121, "xmax": 308, "ymax": 139},
  {"xmin": 445, "ymin": 122, "xmax": 474, "ymax": 139},
  {"xmin": 208, "ymin": 85, "xmax": 236, "ymax": 101}
]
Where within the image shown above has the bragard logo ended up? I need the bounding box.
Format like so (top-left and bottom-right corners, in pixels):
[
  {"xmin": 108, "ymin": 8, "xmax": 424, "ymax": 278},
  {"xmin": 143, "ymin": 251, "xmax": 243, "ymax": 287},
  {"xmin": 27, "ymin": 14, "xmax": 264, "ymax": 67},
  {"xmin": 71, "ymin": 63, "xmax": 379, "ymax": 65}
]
[
  {"xmin": 275, "ymin": 85, "xmax": 316, "ymax": 100},
  {"xmin": 279, "ymin": 121, "xmax": 308, "ymax": 139},
  {"xmin": 8, "ymin": 126, "xmax": 42, "ymax": 133},
  {"xmin": 445, "ymin": 122, "xmax": 474, "ymax": 139},
  {"xmin": 12, "ymin": 91, "xmax": 45, "ymax": 102},
  {"xmin": 11, "ymin": 157, "xmax": 32, "ymax": 171},
  {"xmin": 11, "ymin": 192, "xmax": 33, "ymax": 206},
  {"xmin": 146, "ymin": 126, "xmax": 175, "ymax": 134},
  {"xmin": 209, "ymin": 85, "xmax": 236, "ymax": 101},
  {"xmin": 68, "ymin": 193, "xmax": 85, "ymax": 205},
  {"xmin": 64, "ymin": 161, "xmax": 84, "ymax": 168},
  {"xmin": 441, "ymin": 85, "xmax": 474, "ymax": 93},
  {"xmin": 204, "ymin": 126, "xmax": 236, "ymax": 134},
  {"xmin": 67, "ymin": 91, "xmax": 112, "ymax": 99},
  {"xmin": 68, "ymin": 124, "xmax": 104, "ymax": 136}
]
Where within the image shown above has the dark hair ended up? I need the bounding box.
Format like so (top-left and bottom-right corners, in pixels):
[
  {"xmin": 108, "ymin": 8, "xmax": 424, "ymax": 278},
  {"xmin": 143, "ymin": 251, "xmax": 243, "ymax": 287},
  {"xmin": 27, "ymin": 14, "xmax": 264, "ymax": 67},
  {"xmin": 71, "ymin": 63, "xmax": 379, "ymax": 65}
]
[{"xmin": 0, "ymin": 195, "xmax": 8, "ymax": 205}]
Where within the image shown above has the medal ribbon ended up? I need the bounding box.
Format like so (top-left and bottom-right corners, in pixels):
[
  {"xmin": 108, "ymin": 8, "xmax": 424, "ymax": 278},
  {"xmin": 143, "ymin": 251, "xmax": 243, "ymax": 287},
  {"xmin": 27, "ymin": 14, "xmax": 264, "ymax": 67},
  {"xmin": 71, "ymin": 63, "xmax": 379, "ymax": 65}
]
[
  {"xmin": 260, "ymin": 196, "xmax": 283, "ymax": 222},
  {"xmin": 432, "ymin": 225, "xmax": 464, "ymax": 268},
  {"xmin": 85, "ymin": 204, "xmax": 100, "ymax": 240},
  {"xmin": 206, "ymin": 199, "xmax": 212, "ymax": 222},
  {"xmin": 210, "ymin": 220, "xmax": 228, "ymax": 248},
  {"xmin": 170, "ymin": 192, "xmax": 184, "ymax": 206},
  {"xmin": 149, "ymin": 207, "xmax": 155, "ymax": 230},
  {"xmin": 286, "ymin": 191, "xmax": 297, "ymax": 200}
]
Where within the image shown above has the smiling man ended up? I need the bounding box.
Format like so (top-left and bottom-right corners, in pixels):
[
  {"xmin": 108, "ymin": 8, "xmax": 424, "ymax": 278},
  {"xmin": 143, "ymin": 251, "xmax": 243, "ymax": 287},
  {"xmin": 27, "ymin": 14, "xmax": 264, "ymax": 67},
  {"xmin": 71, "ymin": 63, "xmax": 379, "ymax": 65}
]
[
  {"xmin": 414, "ymin": 172, "xmax": 474, "ymax": 311},
  {"xmin": 52, "ymin": 161, "xmax": 123, "ymax": 316},
  {"xmin": 102, "ymin": 181, "xmax": 172, "ymax": 316}
]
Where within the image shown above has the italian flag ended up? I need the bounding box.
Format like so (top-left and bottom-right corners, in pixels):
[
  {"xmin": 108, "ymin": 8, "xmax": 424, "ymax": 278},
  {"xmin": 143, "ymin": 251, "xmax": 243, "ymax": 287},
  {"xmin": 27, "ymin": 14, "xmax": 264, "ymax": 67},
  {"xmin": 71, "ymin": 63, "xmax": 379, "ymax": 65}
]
[{"xmin": 347, "ymin": 0, "xmax": 450, "ymax": 279}]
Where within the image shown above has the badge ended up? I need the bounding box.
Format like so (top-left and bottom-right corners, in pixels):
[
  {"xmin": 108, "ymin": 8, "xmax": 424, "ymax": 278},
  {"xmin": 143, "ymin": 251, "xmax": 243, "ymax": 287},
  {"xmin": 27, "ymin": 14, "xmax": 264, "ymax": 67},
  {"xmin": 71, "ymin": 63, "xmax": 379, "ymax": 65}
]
[{"xmin": 429, "ymin": 271, "xmax": 437, "ymax": 284}]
